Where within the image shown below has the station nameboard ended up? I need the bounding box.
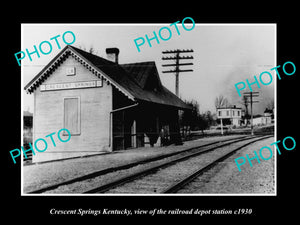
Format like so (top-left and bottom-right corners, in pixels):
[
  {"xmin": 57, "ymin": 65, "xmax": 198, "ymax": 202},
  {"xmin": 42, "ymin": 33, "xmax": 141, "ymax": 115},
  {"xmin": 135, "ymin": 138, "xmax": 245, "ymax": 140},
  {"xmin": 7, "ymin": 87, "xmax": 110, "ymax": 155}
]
[{"xmin": 40, "ymin": 80, "xmax": 103, "ymax": 91}]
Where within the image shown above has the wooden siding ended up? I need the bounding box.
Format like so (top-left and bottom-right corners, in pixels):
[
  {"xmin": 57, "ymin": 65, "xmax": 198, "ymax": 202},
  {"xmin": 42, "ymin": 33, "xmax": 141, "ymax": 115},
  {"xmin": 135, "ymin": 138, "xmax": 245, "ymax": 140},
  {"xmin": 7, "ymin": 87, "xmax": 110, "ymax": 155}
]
[{"xmin": 33, "ymin": 56, "xmax": 112, "ymax": 162}]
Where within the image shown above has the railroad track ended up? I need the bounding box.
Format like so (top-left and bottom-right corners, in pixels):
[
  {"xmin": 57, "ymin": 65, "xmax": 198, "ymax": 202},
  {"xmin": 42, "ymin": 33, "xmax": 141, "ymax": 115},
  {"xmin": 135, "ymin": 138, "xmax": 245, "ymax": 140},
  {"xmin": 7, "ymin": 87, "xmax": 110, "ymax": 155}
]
[
  {"xmin": 28, "ymin": 135, "xmax": 271, "ymax": 194},
  {"xmin": 84, "ymin": 135, "xmax": 272, "ymax": 194},
  {"xmin": 162, "ymin": 135, "xmax": 271, "ymax": 193}
]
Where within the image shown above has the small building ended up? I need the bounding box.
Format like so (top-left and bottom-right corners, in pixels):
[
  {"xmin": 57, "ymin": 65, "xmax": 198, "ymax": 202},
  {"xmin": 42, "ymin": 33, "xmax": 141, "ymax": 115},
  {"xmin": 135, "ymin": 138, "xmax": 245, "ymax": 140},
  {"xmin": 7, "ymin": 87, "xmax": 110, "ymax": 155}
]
[
  {"xmin": 216, "ymin": 105, "xmax": 242, "ymax": 127},
  {"xmin": 252, "ymin": 115, "xmax": 265, "ymax": 126},
  {"xmin": 25, "ymin": 46, "xmax": 190, "ymax": 163},
  {"xmin": 264, "ymin": 108, "xmax": 274, "ymax": 124},
  {"xmin": 252, "ymin": 109, "xmax": 273, "ymax": 126}
]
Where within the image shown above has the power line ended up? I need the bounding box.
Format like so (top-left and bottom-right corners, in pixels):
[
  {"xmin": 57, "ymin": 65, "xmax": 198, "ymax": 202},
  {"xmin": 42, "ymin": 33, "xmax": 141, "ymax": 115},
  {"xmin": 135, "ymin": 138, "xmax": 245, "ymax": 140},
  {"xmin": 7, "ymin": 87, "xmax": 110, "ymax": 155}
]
[
  {"xmin": 162, "ymin": 63, "xmax": 193, "ymax": 67},
  {"xmin": 243, "ymin": 92, "xmax": 259, "ymax": 135},
  {"xmin": 162, "ymin": 56, "xmax": 194, "ymax": 60},
  {"xmin": 162, "ymin": 69, "xmax": 194, "ymax": 73},
  {"xmin": 162, "ymin": 49, "xmax": 194, "ymax": 96},
  {"xmin": 162, "ymin": 49, "xmax": 193, "ymax": 54}
]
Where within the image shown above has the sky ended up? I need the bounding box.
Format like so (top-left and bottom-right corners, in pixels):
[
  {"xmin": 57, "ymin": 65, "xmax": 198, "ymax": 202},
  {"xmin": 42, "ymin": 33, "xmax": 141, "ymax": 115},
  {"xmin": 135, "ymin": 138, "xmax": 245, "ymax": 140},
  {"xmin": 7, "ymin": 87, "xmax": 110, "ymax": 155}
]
[{"xmin": 22, "ymin": 23, "xmax": 275, "ymax": 115}]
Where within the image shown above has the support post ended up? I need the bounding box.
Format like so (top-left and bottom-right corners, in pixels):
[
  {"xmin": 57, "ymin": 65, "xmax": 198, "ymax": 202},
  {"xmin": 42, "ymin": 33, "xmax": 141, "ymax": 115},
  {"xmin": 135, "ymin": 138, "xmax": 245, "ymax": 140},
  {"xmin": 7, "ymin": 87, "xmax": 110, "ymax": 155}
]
[
  {"xmin": 175, "ymin": 52, "xmax": 179, "ymax": 96},
  {"xmin": 162, "ymin": 49, "xmax": 194, "ymax": 97},
  {"xmin": 220, "ymin": 118, "xmax": 224, "ymax": 135},
  {"xmin": 250, "ymin": 92, "xmax": 253, "ymax": 135}
]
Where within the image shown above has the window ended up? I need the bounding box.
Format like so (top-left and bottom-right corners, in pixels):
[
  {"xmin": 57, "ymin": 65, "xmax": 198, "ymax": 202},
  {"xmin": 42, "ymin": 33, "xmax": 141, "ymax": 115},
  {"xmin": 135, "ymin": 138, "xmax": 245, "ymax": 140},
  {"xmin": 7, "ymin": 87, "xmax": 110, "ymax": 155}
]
[
  {"xmin": 64, "ymin": 97, "xmax": 80, "ymax": 135},
  {"xmin": 66, "ymin": 67, "xmax": 76, "ymax": 76},
  {"xmin": 226, "ymin": 110, "xmax": 229, "ymax": 116},
  {"xmin": 233, "ymin": 111, "xmax": 235, "ymax": 116},
  {"xmin": 218, "ymin": 110, "xmax": 222, "ymax": 116},
  {"xmin": 238, "ymin": 111, "xmax": 240, "ymax": 116}
]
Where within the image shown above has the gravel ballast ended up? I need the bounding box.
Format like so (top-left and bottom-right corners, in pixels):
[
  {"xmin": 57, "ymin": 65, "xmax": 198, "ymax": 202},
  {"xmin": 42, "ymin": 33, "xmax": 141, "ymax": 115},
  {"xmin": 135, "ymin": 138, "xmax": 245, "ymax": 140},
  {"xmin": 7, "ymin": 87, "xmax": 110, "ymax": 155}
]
[
  {"xmin": 177, "ymin": 137, "xmax": 275, "ymax": 194},
  {"xmin": 22, "ymin": 134, "xmax": 260, "ymax": 194}
]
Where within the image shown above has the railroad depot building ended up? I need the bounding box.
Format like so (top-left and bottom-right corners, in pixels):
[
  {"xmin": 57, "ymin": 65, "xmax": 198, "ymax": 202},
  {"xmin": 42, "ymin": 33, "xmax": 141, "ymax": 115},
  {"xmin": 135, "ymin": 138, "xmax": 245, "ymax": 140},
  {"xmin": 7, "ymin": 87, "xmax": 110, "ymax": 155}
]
[{"xmin": 25, "ymin": 46, "xmax": 189, "ymax": 163}]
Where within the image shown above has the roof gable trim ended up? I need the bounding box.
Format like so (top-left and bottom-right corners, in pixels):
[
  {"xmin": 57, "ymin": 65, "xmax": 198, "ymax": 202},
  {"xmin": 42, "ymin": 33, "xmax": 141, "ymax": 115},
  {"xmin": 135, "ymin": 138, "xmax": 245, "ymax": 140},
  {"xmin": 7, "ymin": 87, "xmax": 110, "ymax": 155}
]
[{"xmin": 25, "ymin": 46, "xmax": 135, "ymax": 101}]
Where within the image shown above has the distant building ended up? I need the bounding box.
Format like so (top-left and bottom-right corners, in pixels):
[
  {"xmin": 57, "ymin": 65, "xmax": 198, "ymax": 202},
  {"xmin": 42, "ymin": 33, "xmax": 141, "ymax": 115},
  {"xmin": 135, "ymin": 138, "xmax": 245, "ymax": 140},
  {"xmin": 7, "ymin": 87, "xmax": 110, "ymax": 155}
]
[
  {"xmin": 216, "ymin": 105, "xmax": 242, "ymax": 127},
  {"xmin": 252, "ymin": 108, "xmax": 273, "ymax": 126},
  {"xmin": 264, "ymin": 108, "xmax": 273, "ymax": 117},
  {"xmin": 264, "ymin": 108, "xmax": 274, "ymax": 123},
  {"xmin": 252, "ymin": 115, "xmax": 264, "ymax": 126}
]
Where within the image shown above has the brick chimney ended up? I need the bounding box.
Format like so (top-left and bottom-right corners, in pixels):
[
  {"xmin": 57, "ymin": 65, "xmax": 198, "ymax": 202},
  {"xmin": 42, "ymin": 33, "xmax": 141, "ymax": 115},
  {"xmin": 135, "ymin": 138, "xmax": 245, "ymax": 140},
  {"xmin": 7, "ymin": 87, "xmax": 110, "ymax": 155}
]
[{"xmin": 106, "ymin": 48, "xmax": 119, "ymax": 64}]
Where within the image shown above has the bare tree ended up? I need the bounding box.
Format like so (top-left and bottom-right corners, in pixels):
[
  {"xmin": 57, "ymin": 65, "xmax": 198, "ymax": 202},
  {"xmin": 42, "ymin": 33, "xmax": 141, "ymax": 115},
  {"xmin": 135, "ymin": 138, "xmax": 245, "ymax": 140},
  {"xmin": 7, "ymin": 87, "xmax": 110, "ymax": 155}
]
[
  {"xmin": 77, "ymin": 45, "xmax": 86, "ymax": 51},
  {"xmin": 78, "ymin": 45, "xmax": 97, "ymax": 55},
  {"xmin": 214, "ymin": 95, "xmax": 229, "ymax": 135},
  {"xmin": 89, "ymin": 47, "xmax": 95, "ymax": 54},
  {"xmin": 215, "ymin": 95, "xmax": 229, "ymax": 109},
  {"xmin": 267, "ymin": 98, "xmax": 274, "ymax": 111}
]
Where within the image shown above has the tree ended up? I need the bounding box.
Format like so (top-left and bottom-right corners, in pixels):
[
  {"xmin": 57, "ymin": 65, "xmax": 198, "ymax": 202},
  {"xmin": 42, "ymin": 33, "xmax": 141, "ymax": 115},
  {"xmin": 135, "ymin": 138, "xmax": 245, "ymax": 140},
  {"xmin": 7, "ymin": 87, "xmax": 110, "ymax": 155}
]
[
  {"xmin": 215, "ymin": 95, "xmax": 230, "ymax": 135},
  {"xmin": 241, "ymin": 95, "xmax": 250, "ymax": 127},
  {"xmin": 267, "ymin": 98, "xmax": 274, "ymax": 111},
  {"xmin": 204, "ymin": 111, "xmax": 214, "ymax": 127},
  {"xmin": 180, "ymin": 100, "xmax": 216, "ymax": 136},
  {"xmin": 89, "ymin": 47, "xmax": 95, "ymax": 54},
  {"xmin": 77, "ymin": 45, "xmax": 97, "ymax": 55},
  {"xmin": 215, "ymin": 95, "xmax": 229, "ymax": 109},
  {"xmin": 198, "ymin": 113, "xmax": 208, "ymax": 134},
  {"xmin": 181, "ymin": 99, "xmax": 200, "ymax": 131}
]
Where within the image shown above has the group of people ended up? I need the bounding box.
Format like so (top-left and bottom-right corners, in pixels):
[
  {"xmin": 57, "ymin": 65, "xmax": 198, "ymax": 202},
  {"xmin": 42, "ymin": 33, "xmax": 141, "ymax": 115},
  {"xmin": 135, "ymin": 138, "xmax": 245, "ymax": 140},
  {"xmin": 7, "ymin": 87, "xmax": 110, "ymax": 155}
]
[
  {"xmin": 147, "ymin": 127, "xmax": 172, "ymax": 147},
  {"xmin": 159, "ymin": 127, "xmax": 170, "ymax": 147}
]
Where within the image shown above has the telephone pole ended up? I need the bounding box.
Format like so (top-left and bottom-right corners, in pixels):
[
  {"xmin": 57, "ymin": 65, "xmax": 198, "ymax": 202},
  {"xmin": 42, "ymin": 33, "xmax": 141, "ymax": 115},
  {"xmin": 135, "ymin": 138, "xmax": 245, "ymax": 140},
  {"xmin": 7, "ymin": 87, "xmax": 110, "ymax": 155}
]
[
  {"xmin": 162, "ymin": 49, "xmax": 194, "ymax": 96},
  {"xmin": 243, "ymin": 92, "xmax": 259, "ymax": 135}
]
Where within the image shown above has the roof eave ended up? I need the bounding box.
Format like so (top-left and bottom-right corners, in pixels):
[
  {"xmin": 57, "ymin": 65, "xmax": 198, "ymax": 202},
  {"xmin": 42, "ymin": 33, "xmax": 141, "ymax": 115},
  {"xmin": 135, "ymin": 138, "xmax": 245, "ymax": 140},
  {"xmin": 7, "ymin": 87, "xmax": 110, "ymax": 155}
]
[{"xmin": 24, "ymin": 46, "xmax": 136, "ymax": 102}]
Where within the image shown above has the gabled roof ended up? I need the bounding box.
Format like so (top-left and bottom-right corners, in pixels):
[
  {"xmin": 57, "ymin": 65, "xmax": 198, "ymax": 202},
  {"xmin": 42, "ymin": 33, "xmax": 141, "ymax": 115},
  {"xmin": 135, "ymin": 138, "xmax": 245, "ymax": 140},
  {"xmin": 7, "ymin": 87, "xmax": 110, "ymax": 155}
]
[
  {"xmin": 121, "ymin": 61, "xmax": 163, "ymax": 89},
  {"xmin": 23, "ymin": 111, "xmax": 33, "ymax": 117},
  {"xmin": 264, "ymin": 108, "xmax": 273, "ymax": 113},
  {"xmin": 25, "ymin": 45, "xmax": 190, "ymax": 109}
]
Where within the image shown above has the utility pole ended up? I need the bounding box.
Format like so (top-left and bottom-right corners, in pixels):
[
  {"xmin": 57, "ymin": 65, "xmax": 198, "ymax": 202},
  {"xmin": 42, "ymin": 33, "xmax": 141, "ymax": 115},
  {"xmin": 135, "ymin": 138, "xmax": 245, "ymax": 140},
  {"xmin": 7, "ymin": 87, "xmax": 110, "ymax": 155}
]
[
  {"xmin": 162, "ymin": 49, "xmax": 194, "ymax": 96},
  {"xmin": 243, "ymin": 92, "xmax": 259, "ymax": 135}
]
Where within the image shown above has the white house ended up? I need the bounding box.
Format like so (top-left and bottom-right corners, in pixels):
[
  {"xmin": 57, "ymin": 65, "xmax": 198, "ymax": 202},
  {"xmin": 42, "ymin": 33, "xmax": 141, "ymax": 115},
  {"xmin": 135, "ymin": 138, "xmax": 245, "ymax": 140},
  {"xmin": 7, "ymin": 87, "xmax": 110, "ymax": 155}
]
[
  {"xmin": 252, "ymin": 108, "xmax": 273, "ymax": 126},
  {"xmin": 216, "ymin": 105, "xmax": 242, "ymax": 127}
]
